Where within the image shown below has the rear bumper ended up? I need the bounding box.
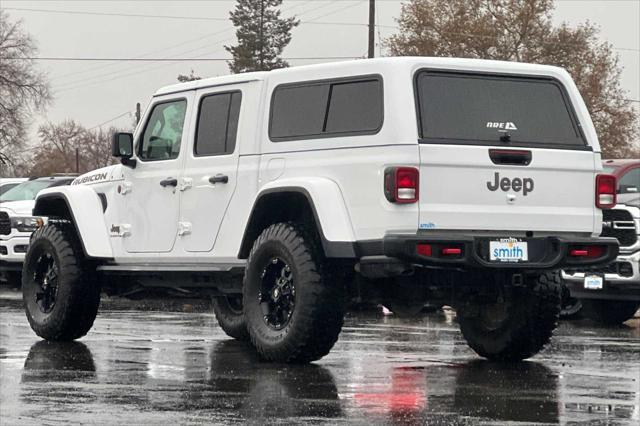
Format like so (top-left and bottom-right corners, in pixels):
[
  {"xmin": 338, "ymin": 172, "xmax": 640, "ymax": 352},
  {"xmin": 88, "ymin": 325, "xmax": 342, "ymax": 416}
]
[
  {"xmin": 562, "ymin": 250, "xmax": 640, "ymax": 301},
  {"xmin": 382, "ymin": 233, "xmax": 619, "ymax": 270}
]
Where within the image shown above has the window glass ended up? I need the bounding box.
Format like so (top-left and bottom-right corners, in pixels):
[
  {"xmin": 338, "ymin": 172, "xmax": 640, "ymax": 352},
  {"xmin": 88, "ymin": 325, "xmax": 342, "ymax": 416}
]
[
  {"xmin": 270, "ymin": 84, "xmax": 329, "ymax": 139},
  {"xmin": 195, "ymin": 92, "xmax": 241, "ymax": 156},
  {"xmin": 619, "ymin": 168, "xmax": 640, "ymax": 194},
  {"xmin": 325, "ymin": 80, "xmax": 382, "ymax": 133},
  {"xmin": 269, "ymin": 76, "xmax": 383, "ymax": 141},
  {"xmin": 139, "ymin": 100, "xmax": 187, "ymax": 160},
  {"xmin": 0, "ymin": 180, "xmax": 66, "ymax": 202},
  {"xmin": 0, "ymin": 183, "xmax": 20, "ymax": 196},
  {"xmin": 416, "ymin": 72, "xmax": 584, "ymax": 146}
]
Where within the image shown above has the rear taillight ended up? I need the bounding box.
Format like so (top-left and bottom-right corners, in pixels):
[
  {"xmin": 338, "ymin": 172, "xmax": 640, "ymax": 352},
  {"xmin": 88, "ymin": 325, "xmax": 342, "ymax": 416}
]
[
  {"xmin": 384, "ymin": 167, "xmax": 419, "ymax": 204},
  {"xmin": 596, "ymin": 174, "xmax": 616, "ymax": 209}
]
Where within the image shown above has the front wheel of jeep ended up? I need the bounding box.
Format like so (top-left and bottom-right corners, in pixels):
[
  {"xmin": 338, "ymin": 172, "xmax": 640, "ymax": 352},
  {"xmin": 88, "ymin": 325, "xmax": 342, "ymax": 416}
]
[
  {"xmin": 457, "ymin": 271, "xmax": 561, "ymax": 362},
  {"xmin": 243, "ymin": 223, "xmax": 345, "ymax": 363},
  {"xmin": 22, "ymin": 223, "xmax": 101, "ymax": 341}
]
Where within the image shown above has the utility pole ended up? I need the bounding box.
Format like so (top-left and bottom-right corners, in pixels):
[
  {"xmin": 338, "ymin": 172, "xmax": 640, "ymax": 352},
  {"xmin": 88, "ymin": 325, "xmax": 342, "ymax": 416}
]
[
  {"xmin": 75, "ymin": 147, "xmax": 79, "ymax": 173},
  {"xmin": 135, "ymin": 103, "xmax": 141, "ymax": 124},
  {"xmin": 368, "ymin": 0, "xmax": 375, "ymax": 58}
]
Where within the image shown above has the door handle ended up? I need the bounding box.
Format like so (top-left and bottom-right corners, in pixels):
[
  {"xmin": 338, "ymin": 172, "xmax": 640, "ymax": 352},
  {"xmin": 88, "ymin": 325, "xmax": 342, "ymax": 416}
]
[
  {"xmin": 209, "ymin": 174, "xmax": 229, "ymax": 184},
  {"xmin": 160, "ymin": 177, "xmax": 178, "ymax": 187}
]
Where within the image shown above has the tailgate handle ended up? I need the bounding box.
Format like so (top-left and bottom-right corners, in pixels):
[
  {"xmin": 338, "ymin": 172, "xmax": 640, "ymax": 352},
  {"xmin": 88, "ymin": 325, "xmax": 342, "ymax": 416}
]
[{"xmin": 489, "ymin": 149, "xmax": 532, "ymax": 166}]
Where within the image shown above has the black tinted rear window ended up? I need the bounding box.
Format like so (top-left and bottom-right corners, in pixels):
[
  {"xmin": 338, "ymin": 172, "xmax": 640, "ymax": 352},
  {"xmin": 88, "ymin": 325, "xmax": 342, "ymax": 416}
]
[{"xmin": 416, "ymin": 71, "xmax": 584, "ymax": 147}]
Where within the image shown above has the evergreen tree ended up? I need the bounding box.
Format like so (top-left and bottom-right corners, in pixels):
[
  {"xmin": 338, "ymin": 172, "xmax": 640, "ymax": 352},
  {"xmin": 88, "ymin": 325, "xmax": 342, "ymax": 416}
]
[{"xmin": 225, "ymin": 0, "xmax": 299, "ymax": 73}]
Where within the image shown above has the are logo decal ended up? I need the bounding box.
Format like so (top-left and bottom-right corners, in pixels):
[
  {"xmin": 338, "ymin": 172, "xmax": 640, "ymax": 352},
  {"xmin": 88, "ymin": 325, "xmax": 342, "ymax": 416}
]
[{"xmin": 486, "ymin": 121, "xmax": 518, "ymax": 131}]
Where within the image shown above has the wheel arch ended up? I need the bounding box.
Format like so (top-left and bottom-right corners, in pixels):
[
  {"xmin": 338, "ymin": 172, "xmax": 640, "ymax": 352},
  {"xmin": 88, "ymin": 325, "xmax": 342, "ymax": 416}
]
[
  {"xmin": 238, "ymin": 183, "xmax": 356, "ymax": 259},
  {"xmin": 33, "ymin": 187, "xmax": 113, "ymax": 259}
]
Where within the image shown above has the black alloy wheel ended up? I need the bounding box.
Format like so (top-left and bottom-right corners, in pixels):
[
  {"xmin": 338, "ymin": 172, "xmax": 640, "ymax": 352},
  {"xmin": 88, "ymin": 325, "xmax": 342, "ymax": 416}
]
[
  {"xmin": 33, "ymin": 252, "xmax": 59, "ymax": 314},
  {"xmin": 259, "ymin": 257, "xmax": 296, "ymax": 330}
]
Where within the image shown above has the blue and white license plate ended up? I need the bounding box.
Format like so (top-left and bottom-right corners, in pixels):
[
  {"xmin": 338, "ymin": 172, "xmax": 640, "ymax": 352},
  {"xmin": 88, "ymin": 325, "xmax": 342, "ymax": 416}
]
[
  {"xmin": 584, "ymin": 275, "xmax": 603, "ymax": 290},
  {"xmin": 489, "ymin": 239, "xmax": 528, "ymax": 262}
]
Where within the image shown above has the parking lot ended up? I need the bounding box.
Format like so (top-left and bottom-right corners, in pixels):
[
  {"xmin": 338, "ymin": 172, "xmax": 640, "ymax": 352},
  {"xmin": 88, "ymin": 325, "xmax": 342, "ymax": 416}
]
[{"xmin": 1, "ymin": 291, "xmax": 638, "ymax": 425}]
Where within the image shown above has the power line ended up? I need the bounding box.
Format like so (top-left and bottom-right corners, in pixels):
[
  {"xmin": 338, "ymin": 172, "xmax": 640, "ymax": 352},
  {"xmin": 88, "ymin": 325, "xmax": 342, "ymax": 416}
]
[
  {"xmin": 20, "ymin": 56, "xmax": 359, "ymax": 62},
  {"xmin": 5, "ymin": 6, "xmax": 638, "ymax": 52},
  {"xmin": 1, "ymin": 5, "xmax": 370, "ymax": 27},
  {"xmin": 87, "ymin": 111, "xmax": 132, "ymax": 130},
  {"xmin": 51, "ymin": 1, "xmax": 366, "ymax": 92}
]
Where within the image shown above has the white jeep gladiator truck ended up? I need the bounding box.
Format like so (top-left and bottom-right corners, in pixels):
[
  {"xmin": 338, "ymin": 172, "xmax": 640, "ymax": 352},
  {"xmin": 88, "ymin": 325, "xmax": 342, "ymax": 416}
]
[{"xmin": 21, "ymin": 57, "xmax": 618, "ymax": 363}]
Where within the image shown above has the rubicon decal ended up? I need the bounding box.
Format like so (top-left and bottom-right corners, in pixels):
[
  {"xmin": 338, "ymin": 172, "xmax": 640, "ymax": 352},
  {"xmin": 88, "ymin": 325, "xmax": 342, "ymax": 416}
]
[
  {"xmin": 486, "ymin": 121, "xmax": 518, "ymax": 130},
  {"xmin": 72, "ymin": 172, "xmax": 108, "ymax": 185},
  {"xmin": 487, "ymin": 172, "xmax": 534, "ymax": 196}
]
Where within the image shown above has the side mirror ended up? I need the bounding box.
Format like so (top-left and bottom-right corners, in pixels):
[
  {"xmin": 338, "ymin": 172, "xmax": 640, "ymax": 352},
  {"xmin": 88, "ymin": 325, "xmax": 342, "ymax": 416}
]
[{"xmin": 112, "ymin": 133, "xmax": 136, "ymax": 168}]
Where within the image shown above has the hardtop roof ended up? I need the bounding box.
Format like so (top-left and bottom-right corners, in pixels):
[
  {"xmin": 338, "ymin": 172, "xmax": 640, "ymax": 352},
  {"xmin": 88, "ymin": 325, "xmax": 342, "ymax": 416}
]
[{"xmin": 153, "ymin": 56, "xmax": 569, "ymax": 96}]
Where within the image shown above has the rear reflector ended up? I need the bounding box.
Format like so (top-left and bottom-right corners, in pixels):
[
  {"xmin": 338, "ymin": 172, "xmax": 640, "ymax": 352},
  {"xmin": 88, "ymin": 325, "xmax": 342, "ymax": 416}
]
[
  {"xmin": 442, "ymin": 247, "xmax": 462, "ymax": 255},
  {"xmin": 416, "ymin": 243, "xmax": 432, "ymax": 257},
  {"xmin": 596, "ymin": 174, "xmax": 616, "ymax": 209},
  {"xmin": 569, "ymin": 245, "xmax": 605, "ymax": 258},
  {"xmin": 384, "ymin": 167, "xmax": 419, "ymax": 204}
]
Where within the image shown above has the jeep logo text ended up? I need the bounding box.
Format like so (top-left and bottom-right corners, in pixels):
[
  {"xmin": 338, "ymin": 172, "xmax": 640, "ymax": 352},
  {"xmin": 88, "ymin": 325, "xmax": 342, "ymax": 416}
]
[{"xmin": 487, "ymin": 172, "xmax": 534, "ymax": 196}]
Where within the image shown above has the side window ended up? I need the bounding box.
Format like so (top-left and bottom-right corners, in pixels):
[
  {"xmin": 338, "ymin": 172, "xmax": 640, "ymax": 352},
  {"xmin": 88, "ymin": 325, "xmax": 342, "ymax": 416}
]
[
  {"xmin": 139, "ymin": 100, "xmax": 187, "ymax": 161},
  {"xmin": 269, "ymin": 76, "xmax": 383, "ymax": 141},
  {"xmin": 194, "ymin": 91, "xmax": 242, "ymax": 156},
  {"xmin": 619, "ymin": 168, "xmax": 640, "ymax": 194},
  {"xmin": 325, "ymin": 80, "xmax": 382, "ymax": 133},
  {"xmin": 270, "ymin": 84, "xmax": 329, "ymax": 139}
]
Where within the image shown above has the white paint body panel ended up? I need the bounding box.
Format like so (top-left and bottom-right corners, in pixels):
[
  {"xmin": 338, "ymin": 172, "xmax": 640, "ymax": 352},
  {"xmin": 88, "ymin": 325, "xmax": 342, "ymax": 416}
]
[
  {"xmin": 36, "ymin": 186, "xmax": 113, "ymax": 258},
  {"xmin": 32, "ymin": 57, "xmax": 603, "ymax": 265}
]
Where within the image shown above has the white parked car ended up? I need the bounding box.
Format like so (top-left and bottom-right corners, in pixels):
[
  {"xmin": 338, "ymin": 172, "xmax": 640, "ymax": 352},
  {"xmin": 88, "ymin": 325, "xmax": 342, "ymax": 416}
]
[
  {"xmin": 21, "ymin": 57, "xmax": 618, "ymax": 363},
  {"xmin": 0, "ymin": 178, "xmax": 27, "ymax": 196},
  {"xmin": 0, "ymin": 176, "xmax": 75, "ymax": 286}
]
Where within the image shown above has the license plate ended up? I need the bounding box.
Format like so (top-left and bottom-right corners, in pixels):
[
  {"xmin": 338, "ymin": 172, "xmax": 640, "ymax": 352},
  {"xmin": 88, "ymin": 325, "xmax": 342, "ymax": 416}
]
[
  {"xmin": 489, "ymin": 239, "xmax": 528, "ymax": 262},
  {"xmin": 584, "ymin": 275, "xmax": 603, "ymax": 290}
]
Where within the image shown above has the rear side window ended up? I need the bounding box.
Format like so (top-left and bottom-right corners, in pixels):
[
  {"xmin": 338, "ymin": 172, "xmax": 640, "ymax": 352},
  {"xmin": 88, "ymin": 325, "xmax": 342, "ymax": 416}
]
[
  {"xmin": 269, "ymin": 76, "xmax": 383, "ymax": 141},
  {"xmin": 415, "ymin": 71, "xmax": 585, "ymax": 148},
  {"xmin": 195, "ymin": 91, "xmax": 242, "ymax": 156}
]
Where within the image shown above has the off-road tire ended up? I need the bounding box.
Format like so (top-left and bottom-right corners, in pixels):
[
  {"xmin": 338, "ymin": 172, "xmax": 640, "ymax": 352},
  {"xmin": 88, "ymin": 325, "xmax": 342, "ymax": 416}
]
[
  {"xmin": 22, "ymin": 223, "xmax": 101, "ymax": 341},
  {"xmin": 559, "ymin": 284, "xmax": 583, "ymax": 319},
  {"xmin": 581, "ymin": 299, "xmax": 640, "ymax": 325},
  {"xmin": 243, "ymin": 223, "xmax": 345, "ymax": 363},
  {"xmin": 457, "ymin": 271, "xmax": 561, "ymax": 361},
  {"xmin": 212, "ymin": 296, "xmax": 249, "ymax": 341}
]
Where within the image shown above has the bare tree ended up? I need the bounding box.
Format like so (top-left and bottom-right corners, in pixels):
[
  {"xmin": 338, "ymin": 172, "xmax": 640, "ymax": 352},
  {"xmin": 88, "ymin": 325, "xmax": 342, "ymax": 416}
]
[
  {"xmin": 0, "ymin": 11, "xmax": 51, "ymax": 176},
  {"xmin": 385, "ymin": 0, "xmax": 639, "ymax": 158},
  {"xmin": 177, "ymin": 69, "xmax": 202, "ymax": 82},
  {"xmin": 28, "ymin": 120, "xmax": 117, "ymax": 176}
]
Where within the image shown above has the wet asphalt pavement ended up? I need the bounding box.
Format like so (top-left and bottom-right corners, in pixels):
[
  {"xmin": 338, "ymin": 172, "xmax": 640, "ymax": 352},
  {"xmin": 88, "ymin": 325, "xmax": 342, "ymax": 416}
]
[{"xmin": 1, "ymin": 293, "xmax": 639, "ymax": 425}]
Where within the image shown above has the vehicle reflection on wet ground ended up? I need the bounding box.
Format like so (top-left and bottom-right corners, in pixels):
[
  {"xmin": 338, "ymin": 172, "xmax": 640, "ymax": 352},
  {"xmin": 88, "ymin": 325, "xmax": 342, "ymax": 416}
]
[{"xmin": 1, "ymin": 302, "xmax": 638, "ymax": 425}]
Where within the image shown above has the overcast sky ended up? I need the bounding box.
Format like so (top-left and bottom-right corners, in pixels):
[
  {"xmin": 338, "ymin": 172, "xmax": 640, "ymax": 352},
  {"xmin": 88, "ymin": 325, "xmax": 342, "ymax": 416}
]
[{"xmin": 2, "ymin": 0, "xmax": 639, "ymax": 142}]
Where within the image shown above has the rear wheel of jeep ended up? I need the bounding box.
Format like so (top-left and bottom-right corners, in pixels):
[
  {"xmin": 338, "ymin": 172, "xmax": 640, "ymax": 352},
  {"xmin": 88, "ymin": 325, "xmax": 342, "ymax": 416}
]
[
  {"xmin": 212, "ymin": 295, "xmax": 249, "ymax": 341},
  {"xmin": 22, "ymin": 223, "xmax": 101, "ymax": 341},
  {"xmin": 243, "ymin": 223, "xmax": 345, "ymax": 363},
  {"xmin": 559, "ymin": 284, "xmax": 583, "ymax": 319},
  {"xmin": 581, "ymin": 299, "xmax": 640, "ymax": 325},
  {"xmin": 457, "ymin": 271, "xmax": 561, "ymax": 361}
]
